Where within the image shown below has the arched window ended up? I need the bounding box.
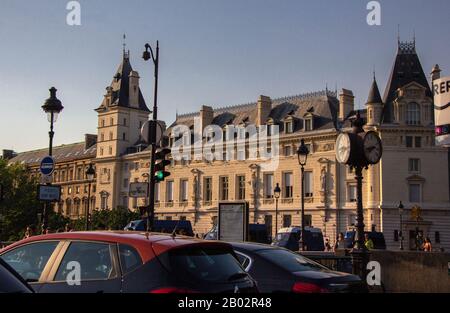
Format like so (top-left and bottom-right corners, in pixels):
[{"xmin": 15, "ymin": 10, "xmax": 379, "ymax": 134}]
[
  {"xmin": 406, "ymin": 102, "xmax": 420, "ymax": 125},
  {"xmin": 66, "ymin": 199, "xmax": 72, "ymax": 217}
]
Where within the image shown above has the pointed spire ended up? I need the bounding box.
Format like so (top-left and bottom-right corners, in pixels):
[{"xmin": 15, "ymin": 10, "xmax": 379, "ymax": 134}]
[{"xmin": 367, "ymin": 74, "xmax": 382, "ymax": 105}]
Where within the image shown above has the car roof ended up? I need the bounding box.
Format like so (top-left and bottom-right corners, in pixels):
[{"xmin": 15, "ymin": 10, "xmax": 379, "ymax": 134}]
[
  {"xmin": 0, "ymin": 231, "xmax": 230, "ymax": 263},
  {"xmin": 229, "ymin": 241, "xmax": 281, "ymax": 252},
  {"xmin": 278, "ymin": 227, "xmax": 322, "ymax": 233}
]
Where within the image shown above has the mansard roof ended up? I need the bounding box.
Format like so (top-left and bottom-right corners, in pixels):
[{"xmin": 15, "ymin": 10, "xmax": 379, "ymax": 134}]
[
  {"xmin": 170, "ymin": 90, "xmax": 339, "ymax": 133},
  {"xmin": 382, "ymin": 40, "xmax": 432, "ymax": 123},
  {"xmin": 96, "ymin": 52, "xmax": 150, "ymax": 112},
  {"xmin": 9, "ymin": 141, "xmax": 97, "ymax": 167}
]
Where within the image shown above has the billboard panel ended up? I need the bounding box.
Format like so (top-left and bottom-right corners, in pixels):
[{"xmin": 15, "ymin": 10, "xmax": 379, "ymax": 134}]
[
  {"xmin": 218, "ymin": 202, "xmax": 249, "ymax": 242},
  {"xmin": 433, "ymin": 76, "xmax": 450, "ymax": 146}
]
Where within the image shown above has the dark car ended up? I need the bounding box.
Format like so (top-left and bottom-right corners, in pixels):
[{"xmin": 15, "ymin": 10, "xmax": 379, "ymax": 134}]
[
  {"xmin": 204, "ymin": 224, "xmax": 271, "ymax": 244},
  {"xmin": 124, "ymin": 219, "xmax": 194, "ymax": 237},
  {"xmin": 344, "ymin": 231, "xmax": 386, "ymax": 250},
  {"xmin": 0, "ymin": 258, "xmax": 33, "ymax": 293},
  {"xmin": 0, "ymin": 231, "xmax": 257, "ymax": 293},
  {"xmin": 272, "ymin": 227, "xmax": 325, "ymax": 251},
  {"xmin": 231, "ymin": 242, "xmax": 365, "ymax": 293}
]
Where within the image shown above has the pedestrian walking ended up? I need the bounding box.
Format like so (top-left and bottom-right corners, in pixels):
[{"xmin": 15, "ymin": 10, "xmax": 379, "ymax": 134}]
[
  {"xmin": 364, "ymin": 233, "xmax": 374, "ymax": 250},
  {"xmin": 325, "ymin": 238, "xmax": 332, "ymax": 251},
  {"xmin": 423, "ymin": 237, "xmax": 432, "ymax": 252},
  {"xmin": 334, "ymin": 233, "xmax": 346, "ymax": 251}
]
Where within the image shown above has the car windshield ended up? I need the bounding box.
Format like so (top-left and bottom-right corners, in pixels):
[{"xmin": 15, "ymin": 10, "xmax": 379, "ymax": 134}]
[
  {"xmin": 257, "ymin": 248, "xmax": 328, "ymax": 272},
  {"xmin": 165, "ymin": 246, "xmax": 246, "ymax": 283},
  {"xmin": 275, "ymin": 233, "xmax": 291, "ymax": 241}
]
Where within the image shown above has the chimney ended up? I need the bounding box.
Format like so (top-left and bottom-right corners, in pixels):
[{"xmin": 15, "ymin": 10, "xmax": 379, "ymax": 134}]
[
  {"xmin": 2, "ymin": 149, "xmax": 16, "ymax": 160},
  {"xmin": 200, "ymin": 105, "xmax": 214, "ymax": 131},
  {"xmin": 84, "ymin": 134, "xmax": 97, "ymax": 149},
  {"xmin": 257, "ymin": 95, "xmax": 272, "ymax": 126},
  {"xmin": 431, "ymin": 64, "xmax": 441, "ymax": 82},
  {"xmin": 129, "ymin": 70, "xmax": 140, "ymax": 108},
  {"xmin": 339, "ymin": 89, "xmax": 354, "ymax": 121}
]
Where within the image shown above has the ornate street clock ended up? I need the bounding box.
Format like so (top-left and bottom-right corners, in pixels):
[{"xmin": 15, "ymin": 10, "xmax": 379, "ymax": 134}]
[{"xmin": 334, "ymin": 112, "xmax": 383, "ymax": 279}]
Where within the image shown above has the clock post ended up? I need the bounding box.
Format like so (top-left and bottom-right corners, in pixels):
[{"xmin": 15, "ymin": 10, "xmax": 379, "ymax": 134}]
[{"xmin": 335, "ymin": 112, "xmax": 382, "ymax": 281}]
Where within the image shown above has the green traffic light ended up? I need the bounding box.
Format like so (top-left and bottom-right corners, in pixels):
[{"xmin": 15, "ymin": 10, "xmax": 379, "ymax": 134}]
[{"xmin": 155, "ymin": 171, "xmax": 164, "ymax": 181}]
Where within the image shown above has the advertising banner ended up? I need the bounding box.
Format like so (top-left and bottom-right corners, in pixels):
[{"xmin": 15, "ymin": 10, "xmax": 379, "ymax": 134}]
[{"xmin": 433, "ymin": 76, "xmax": 450, "ymax": 146}]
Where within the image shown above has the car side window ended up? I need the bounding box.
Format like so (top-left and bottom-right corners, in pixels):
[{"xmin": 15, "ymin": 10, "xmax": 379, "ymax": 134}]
[
  {"xmin": 118, "ymin": 244, "xmax": 142, "ymax": 274},
  {"xmin": 54, "ymin": 242, "xmax": 115, "ymax": 282},
  {"xmin": 0, "ymin": 241, "xmax": 59, "ymax": 282},
  {"xmin": 235, "ymin": 252, "xmax": 251, "ymax": 271}
]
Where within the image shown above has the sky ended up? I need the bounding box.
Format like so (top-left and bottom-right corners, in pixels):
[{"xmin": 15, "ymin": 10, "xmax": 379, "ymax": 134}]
[{"xmin": 0, "ymin": 0, "xmax": 449, "ymax": 152}]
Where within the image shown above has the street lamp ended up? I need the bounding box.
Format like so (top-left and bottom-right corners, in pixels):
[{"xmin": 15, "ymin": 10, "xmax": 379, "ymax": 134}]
[
  {"xmin": 274, "ymin": 183, "xmax": 281, "ymax": 238},
  {"xmin": 296, "ymin": 139, "xmax": 309, "ymax": 251},
  {"xmin": 143, "ymin": 41, "xmax": 160, "ymax": 232},
  {"xmin": 398, "ymin": 201, "xmax": 404, "ymax": 250},
  {"xmin": 41, "ymin": 87, "xmax": 63, "ymax": 232},
  {"xmin": 85, "ymin": 164, "xmax": 95, "ymax": 231}
]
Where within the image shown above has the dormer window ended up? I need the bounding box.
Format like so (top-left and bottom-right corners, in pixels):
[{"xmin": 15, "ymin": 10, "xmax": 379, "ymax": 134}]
[
  {"xmin": 303, "ymin": 112, "xmax": 314, "ymax": 132},
  {"xmin": 305, "ymin": 118, "xmax": 313, "ymax": 131},
  {"xmin": 285, "ymin": 120, "xmax": 293, "ymax": 134}
]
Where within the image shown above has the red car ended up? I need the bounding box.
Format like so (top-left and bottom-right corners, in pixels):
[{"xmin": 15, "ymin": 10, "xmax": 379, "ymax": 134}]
[{"xmin": 0, "ymin": 231, "xmax": 257, "ymax": 293}]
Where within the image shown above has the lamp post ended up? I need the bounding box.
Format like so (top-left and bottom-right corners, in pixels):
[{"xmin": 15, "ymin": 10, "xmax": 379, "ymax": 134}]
[
  {"xmin": 41, "ymin": 87, "xmax": 64, "ymax": 232},
  {"xmin": 398, "ymin": 201, "xmax": 404, "ymax": 250},
  {"xmin": 142, "ymin": 41, "xmax": 159, "ymax": 232},
  {"xmin": 296, "ymin": 139, "xmax": 309, "ymax": 251},
  {"xmin": 274, "ymin": 183, "xmax": 281, "ymax": 237},
  {"xmin": 85, "ymin": 164, "xmax": 95, "ymax": 231}
]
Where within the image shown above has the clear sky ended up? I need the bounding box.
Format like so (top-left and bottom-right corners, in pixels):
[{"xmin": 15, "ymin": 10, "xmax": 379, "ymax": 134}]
[{"xmin": 1, "ymin": 0, "xmax": 449, "ymax": 152}]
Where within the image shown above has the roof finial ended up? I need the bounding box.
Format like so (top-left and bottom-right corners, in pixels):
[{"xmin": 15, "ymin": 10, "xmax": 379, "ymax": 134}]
[
  {"xmin": 397, "ymin": 24, "xmax": 400, "ymax": 44},
  {"xmin": 123, "ymin": 33, "xmax": 127, "ymax": 57},
  {"xmin": 413, "ymin": 29, "xmax": 416, "ymax": 45}
]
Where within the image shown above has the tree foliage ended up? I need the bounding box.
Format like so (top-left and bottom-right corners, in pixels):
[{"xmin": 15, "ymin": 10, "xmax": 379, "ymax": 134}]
[{"xmin": 0, "ymin": 159, "xmax": 69, "ymax": 241}]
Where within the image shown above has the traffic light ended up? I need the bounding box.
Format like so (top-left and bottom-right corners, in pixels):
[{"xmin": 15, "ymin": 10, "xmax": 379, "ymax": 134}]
[{"xmin": 154, "ymin": 147, "xmax": 171, "ymax": 182}]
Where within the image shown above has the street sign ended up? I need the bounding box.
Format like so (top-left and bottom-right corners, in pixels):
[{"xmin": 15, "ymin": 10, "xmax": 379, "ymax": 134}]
[
  {"xmin": 141, "ymin": 120, "xmax": 163, "ymax": 145},
  {"xmin": 39, "ymin": 156, "xmax": 55, "ymax": 176},
  {"xmin": 129, "ymin": 182, "xmax": 149, "ymax": 198},
  {"xmin": 218, "ymin": 202, "xmax": 249, "ymax": 242},
  {"xmin": 37, "ymin": 185, "xmax": 61, "ymax": 202}
]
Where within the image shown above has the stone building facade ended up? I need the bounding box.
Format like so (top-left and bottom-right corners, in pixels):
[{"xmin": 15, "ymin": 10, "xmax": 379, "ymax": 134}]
[{"xmin": 6, "ymin": 41, "xmax": 450, "ymax": 251}]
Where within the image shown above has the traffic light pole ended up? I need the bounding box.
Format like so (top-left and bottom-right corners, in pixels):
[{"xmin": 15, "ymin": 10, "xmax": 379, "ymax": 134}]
[{"xmin": 145, "ymin": 41, "xmax": 159, "ymax": 232}]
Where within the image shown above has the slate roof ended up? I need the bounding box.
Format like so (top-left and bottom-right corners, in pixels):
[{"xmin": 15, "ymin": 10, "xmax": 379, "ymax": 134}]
[
  {"xmin": 170, "ymin": 90, "xmax": 339, "ymax": 134},
  {"xmin": 96, "ymin": 52, "xmax": 150, "ymax": 112},
  {"xmin": 9, "ymin": 142, "xmax": 97, "ymax": 167},
  {"xmin": 366, "ymin": 77, "xmax": 383, "ymax": 105},
  {"xmin": 382, "ymin": 41, "xmax": 432, "ymax": 123}
]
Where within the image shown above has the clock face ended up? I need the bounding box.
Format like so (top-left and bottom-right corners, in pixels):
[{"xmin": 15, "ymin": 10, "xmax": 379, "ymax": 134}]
[
  {"xmin": 335, "ymin": 133, "xmax": 351, "ymax": 164},
  {"xmin": 363, "ymin": 131, "xmax": 383, "ymax": 164}
]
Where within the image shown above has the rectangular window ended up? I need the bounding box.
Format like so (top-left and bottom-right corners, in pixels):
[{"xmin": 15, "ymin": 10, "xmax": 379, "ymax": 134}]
[
  {"xmin": 220, "ymin": 176, "xmax": 229, "ymax": 201},
  {"xmin": 283, "ymin": 172, "xmax": 293, "ymax": 198},
  {"xmin": 406, "ymin": 136, "xmax": 413, "ymax": 148},
  {"xmin": 348, "ymin": 185, "xmax": 357, "ymax": 202},
  {"xmin": 408, "ymin": 159, "xmax": 420, "ymax": 173},
  {"xmin": 122, "ymin": 133, "xmax": 126, "ymax": 141},
  {"xmin": 409, "ymin": 184, "xmax": 421, "ymax": 203},
  {"xmin": 283, "ymin": 215, "xmax": 292, "ymax": 228},
  {"xmin": 304, "ymin": 215, "xmax": 312, "ymax": 227},
  {"xmin": 75, "ymin": 186, "xmax": 80, "ymax": 194},
  {"xmin": 305, "ymin": 119, "xmax": 312, "ymax": 131},
  {"xmin": 180, "ymin": 179, "xmax": 188, "ymax": 202},
  {"xmin": 264, "ymin": 174, "xmax": 274, "ymax": 198},
  {"xmin": 166, "ymin": 181, "xmax": 174, "ymax": 202},
  {"xmin": 415, "ymin": 136, "xmax": 422, "ymax": 148},
  {"xmin": 285, "ymin": 121, "xmax": 293, "ymax": 134},
  {"xmin": 236, "ymin": 175, "xmax": 246, "ymax": 200},
  {"xmin": 284, "ymin": 146, "xmax": 292, "ymax": 156},
  {"xmin": 123, "ymin": 178, "xmax": 129, "ymax": 189},
  {"xmin": 304, "ymin": 171, "xmax": 313, "ymax": 197},
  {"xmin": 123, "ymin": 118, "xmax": 127, "ymax": 126},
  {"xmin": 204, "ymin": 177, "xmax": 212, "ymax": 202}
]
